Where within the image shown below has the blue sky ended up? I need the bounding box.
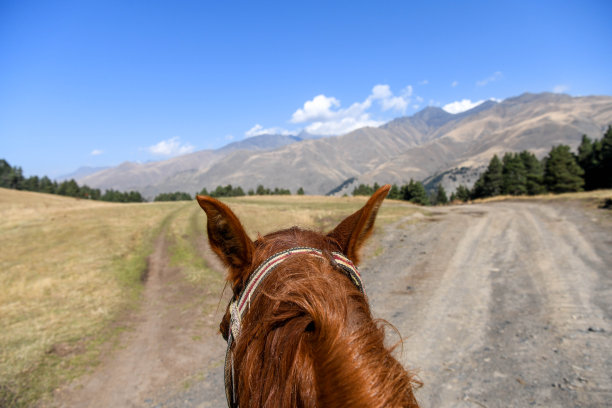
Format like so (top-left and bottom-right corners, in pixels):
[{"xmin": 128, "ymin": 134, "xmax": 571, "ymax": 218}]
[{"xmin": 1, "ymin": 0, "xmax": 611, "ymax": 177}]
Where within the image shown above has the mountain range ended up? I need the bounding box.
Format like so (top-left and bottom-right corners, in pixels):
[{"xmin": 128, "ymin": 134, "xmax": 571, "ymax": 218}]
[{"xmin": 78, "ymin": 92, "xmax": 612, "ymax": 198}]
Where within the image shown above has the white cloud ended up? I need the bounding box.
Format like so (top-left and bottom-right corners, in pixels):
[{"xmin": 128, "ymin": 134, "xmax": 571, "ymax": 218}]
[
  {"xmin": 289, "ymin": 84, "xmax": 411, "ymax": 135},
  {"xmin": 476, "ymin": 71, "xmax": 503, "ymax": 87},
  {"xmin": 442, "ymin": 99, "xmax": 485, "ymax": 114},
  {"xmin": 291, "ymin": 95, "xmax": 341, "ymax": 123},
  {"xmin": 451, "ymin": 80, "xmax": 459, "ymax": 88},
  {"xmin": 370, "ymin": 84, "xmax": 392, "ymax": 100},
  {"xmin": 552, "ymin": 84, "xmax": 569, "ymax": 93},
  {"xmin": 304, "ymin": 115, "xmax": 383, "ymax": 135},
  {"xmin": 419, "ymin": 79, "xmax": 429, "ymax": 85},
  {"xmin": 90, "ymin": 149, "xmax": 103, "ymax": 156},
  {"xmin": 245, "ymin": 124, "xmax": 294, "ymax": 138},
  {"xmin": 370, "ymin": 84, "xmax": 408, "ymax": 111},
  {"xmin": 147, "ymin": 137, "xmax": 195, "ymax": 156}
]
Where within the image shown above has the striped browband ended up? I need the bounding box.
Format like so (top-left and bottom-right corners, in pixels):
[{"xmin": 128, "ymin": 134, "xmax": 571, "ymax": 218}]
[{"xmin": 224, "ymin": 246, "xmax": 365, "ymax": 407}]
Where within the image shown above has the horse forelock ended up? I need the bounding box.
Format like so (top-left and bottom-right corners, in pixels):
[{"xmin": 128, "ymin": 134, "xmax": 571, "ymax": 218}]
[{"xmin": 226, "ymin": 226, "xmax": 420, "ymax": 408}]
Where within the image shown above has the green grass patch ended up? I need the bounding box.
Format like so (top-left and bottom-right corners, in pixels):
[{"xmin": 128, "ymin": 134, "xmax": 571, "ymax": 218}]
[{"xmin": 166, "ymin": 205, "xmax": 223, "ymax": 288}]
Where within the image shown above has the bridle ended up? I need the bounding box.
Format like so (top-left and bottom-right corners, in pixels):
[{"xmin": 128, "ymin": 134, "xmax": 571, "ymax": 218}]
[{"xmin": 223, "ymin": 247, "xmax": 365, "ymax": 408}]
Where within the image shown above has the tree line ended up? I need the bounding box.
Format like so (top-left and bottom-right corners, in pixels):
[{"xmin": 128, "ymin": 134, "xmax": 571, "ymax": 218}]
[
  {"xmin": 195, "ymin": 184, "xmax": 303, "ymax": 198},
  {"xmin": 0, "ymin": 159, "xmax": 307, "ymax": 203},
  {"xmin": 0, "ymin": 159, "xmax": 145, "ymax": 202},
  {"xmin": 354, "ymin": 126, "xmax": 612, "ymax": 205},
  {"xmin": 462, "ymin": 126, "xmax": 611, "ymax": 201},
  {"xmin": 353, "ymin": 180, "xmax": 439, "ymax": 206},
  {"xmin": 153, "ymin": 185, "xmax": 305, "ymax": 201}
]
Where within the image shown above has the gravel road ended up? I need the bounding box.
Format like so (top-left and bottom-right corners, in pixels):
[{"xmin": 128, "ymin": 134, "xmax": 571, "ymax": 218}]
[
  {"xmin": 53, "ymin": 198, "xmax": 612, "ymax": 408},
  {"xmin": 362, "ymin": 200, "xmax": 612, "ymax": 407}
]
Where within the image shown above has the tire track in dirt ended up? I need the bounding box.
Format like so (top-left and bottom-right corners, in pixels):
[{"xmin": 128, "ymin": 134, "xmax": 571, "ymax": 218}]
[{"xmin": 361, "ymin": 200, "xmax": 612, "ymax": 408}]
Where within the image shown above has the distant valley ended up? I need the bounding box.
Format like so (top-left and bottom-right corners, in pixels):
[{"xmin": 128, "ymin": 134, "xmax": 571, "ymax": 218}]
[{"xmin": 78, "ymin": 92, "xmax": 612, "ymax": 199}]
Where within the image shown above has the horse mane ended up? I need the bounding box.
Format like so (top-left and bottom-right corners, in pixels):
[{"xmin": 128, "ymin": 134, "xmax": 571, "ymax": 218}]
[
  {"xmin": 198, "ymin": 186, "xmax": 421, "ymax": 407},
  {"xmin": 226, "ymin": 227, "xmax": 421, "ymax": 408}
]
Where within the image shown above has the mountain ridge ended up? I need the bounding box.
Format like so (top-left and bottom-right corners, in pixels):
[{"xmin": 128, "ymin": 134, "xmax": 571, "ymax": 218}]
[{"xmin": 78, "ymin": 93, "xmax": 612, "ymax": 198}]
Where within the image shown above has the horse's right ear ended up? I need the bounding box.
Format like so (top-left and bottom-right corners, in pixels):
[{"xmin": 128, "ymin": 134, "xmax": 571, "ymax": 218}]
[
  {"xmin": 196, "ymin": 196, "xmax": 254, "ymax": 285},
  {"xmin": 327, "ymin": 184, "xmax": 390, "ymax": 265}
]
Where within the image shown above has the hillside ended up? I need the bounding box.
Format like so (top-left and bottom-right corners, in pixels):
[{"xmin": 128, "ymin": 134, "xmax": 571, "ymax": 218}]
[
  {"xmin": 78, "ymin": 134, "xmax": 303, "ymax": 196},
  {"xmin": 79, "ymin": 93, "xmax": 612, "ymax": 198}
]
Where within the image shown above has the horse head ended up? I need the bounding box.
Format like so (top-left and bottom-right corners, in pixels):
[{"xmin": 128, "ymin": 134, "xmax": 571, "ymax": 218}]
[{"xmin": 197, "ymin": 185, "xmax": 420, "ymax": 408}]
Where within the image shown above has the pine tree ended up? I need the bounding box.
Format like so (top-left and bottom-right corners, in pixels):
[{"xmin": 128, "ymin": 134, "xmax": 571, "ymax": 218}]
[
  {"xmin": 454, "ymin": 185, "xmax": 471, "ymax": 202},
  {"xmin": 352, "ymin": 184, "xmax": 374, "ymax": 196},
  {"xmin": 297, "ymin": 187, "xmax": 305, "ymax": 195},
  {"xmin": 128, "ymin": 191, "xmax": 145, "ymax": 202},
  {"xmin": 575, "ymin": 127, "xmax": 612, "ymax": 190},
  {"xmin": 435, "ymin": 184, "xmax": 448, "ymax": 205},
  {"xmin": 519, "ymin": 151, "xmax": 545, "ymax": 195},
  {"xmin": 577, "ymin": 134, "xmax": 596, "ymax": 190},
  {"xmin": 402, "ymin": 179, "xmax": 429, "ymax": 205},
  {"xmin": 40, "ymin": 176, "xmax": 55, "ymax": 194},
  {"xmin": 501, "ymin": 153, "xmax": 527, "ymax": 195},
  {"xmin": 256, "ymin": 184, "xmax": 267, "ymax": 195},
  {"xmin": 599, "ymin": 125, "xmax": 612, "ymax": 188},
  {"xmin": 24, "ymin": 175, "xmax": 40, "ymax": 192},
  {"xmin": 0, "ymin": 159, "xmax": 11, "ymax": 187},
  {"xmin": 471, "ymin": 155, "xmax": 503, "ymax": 199},
  {"xmin": 388, "ymin": 184, "xmax": 401, "ymax": 199},
  {"xmin": 0, "ymin": 162, "xmax": 25, "ymax": 190},
  {"xmin": 543, "ymin": 145, "xmax": 584, "ymax": 193}
]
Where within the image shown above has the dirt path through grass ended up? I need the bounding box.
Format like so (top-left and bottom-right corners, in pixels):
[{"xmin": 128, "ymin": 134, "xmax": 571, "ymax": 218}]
[{"xmin": 53, "ymin": 232, "xmax": 227, "ymax": 408}]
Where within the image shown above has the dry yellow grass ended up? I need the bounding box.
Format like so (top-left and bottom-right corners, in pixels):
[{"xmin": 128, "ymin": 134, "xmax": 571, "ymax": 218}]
[
  {"xmin": 0, "ymin": 189, "xmax": 422, "ymax": 405},
  {"xmin": 218, "ymin": 194, "xmax": 420, "ymax": 237},
  {"xmin": 0, "ymin": 188, "xmax": 189, "ymax": 405},
  {"xmin": 470, "ymin": 189, "xmax": 612, "ymax": 206}
]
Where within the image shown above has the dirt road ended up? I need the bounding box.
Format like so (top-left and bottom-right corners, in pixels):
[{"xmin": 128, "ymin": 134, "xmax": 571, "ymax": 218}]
[
  {"xmin": 363, "ymin": 199, "xmax": 612, "ymax": 407},
  {"xmin": 53, "ymin": 199, "xmax": 611, "ymax": 407}
]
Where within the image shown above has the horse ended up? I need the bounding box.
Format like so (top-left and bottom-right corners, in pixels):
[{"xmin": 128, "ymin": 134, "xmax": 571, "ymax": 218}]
[{"xmin": 197, "ymin": 185, "xmax": 420, "ymax": 408}]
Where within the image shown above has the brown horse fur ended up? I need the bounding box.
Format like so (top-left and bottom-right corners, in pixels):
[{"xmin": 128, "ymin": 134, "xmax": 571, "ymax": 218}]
[{"xmin": 197, "ymin": 185, "xmax": 420, "ymax": 408}]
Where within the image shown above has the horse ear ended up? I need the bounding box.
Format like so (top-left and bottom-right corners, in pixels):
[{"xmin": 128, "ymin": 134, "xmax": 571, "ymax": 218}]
[
  {"xmin": 196, "ymin": 195, "xmax": 254, "ymax": 284},
  {"xmin": 327, "ymin": 184, "xmax": 391, "ymax": 265}
]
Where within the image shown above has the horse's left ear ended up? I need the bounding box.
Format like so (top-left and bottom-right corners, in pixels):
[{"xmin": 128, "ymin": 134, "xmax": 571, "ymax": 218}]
[
  {"xmin": 196, "ymin": 195, "xmax": 254, "ymax": 287},
  {"xmin": 327, "ymin": 184, "xmax": 391, "ymax": 265}
]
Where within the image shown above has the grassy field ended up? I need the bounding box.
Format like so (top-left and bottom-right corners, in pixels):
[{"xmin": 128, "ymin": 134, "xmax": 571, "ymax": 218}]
[
  {"xmin": 0, "ymin": 188, "xmax": 420, "ymax": 406},
  {"xmin": 0, "ymin": 189, "xmax": 188, "ymax": 406}
]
